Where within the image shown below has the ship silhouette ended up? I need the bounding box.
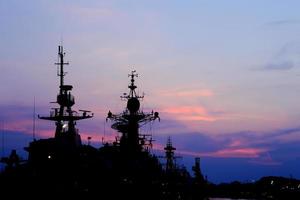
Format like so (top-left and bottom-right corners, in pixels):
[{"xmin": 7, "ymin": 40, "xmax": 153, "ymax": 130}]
[{"xmin": 0, "ymin": 46, "xmax": 208, "ymax": 199}]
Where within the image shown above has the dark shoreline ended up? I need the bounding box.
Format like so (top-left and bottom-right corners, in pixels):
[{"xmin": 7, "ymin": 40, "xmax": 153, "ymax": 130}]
[{"xmin": 207, "ymin": 176, "xmax": 300, "ymax": 200}]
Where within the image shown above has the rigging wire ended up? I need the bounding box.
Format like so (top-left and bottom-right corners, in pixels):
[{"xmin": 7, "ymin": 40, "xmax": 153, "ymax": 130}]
[
  {"xmin": 1, "ymin": 121, "xmax": 4, "ymax": 158},
  {"xmin": 32, "ymin": 96, "xmax": 36, "ymax": 141},
  {"xmin": 103, "ymin": 119, "xmax": 106, "ymax": 145}
]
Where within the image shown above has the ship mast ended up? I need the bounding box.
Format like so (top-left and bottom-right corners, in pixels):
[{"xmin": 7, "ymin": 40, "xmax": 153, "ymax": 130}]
[
  {"xmin": 38, "ymin": 46, "xmax": 93, "ymax": 146},
  {"xmin": 57, "ymin": 45, "xmax": 68, "ymax": 93},
  {"xmin": 106, "ymin": 70, "xmax": 160, "ymax": 152},
  {"xmin": 162, "ymin": 137, "xmax": 181, "ymax": 172}
]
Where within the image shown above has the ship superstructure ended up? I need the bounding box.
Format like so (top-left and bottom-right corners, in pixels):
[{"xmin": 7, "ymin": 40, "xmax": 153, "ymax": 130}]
[
  {"xmin": 106, "ymin": 70, "xmax": 159, "ymax": 152},
  {"xmin": 0, "ymin": 53, "xmax": 208, "ymax": 199},
  {"xmin": 26, "ymin": 46, "xmax": 93, "ymax": 169},
  {"xmin": 162, "ymin": 137, "xmax": 181, "ymax": 172},
  {"xmin": 38, "ymin": 46, "xmax": 93, "ymax": 144}
]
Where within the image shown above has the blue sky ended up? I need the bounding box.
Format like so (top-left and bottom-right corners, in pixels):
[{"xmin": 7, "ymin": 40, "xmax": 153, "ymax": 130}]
[{"xmin": 1, "ymin": 0, "xmax": 300, "ymax": 183}]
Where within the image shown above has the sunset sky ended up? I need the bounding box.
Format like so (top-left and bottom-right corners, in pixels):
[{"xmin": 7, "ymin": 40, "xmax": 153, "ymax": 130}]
[{"xmin": 1, "ymin": 0, "xmax": 300, "ymax": 183}]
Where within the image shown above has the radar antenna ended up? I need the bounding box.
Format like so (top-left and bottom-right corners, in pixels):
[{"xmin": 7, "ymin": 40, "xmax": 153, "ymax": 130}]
[
  {"xmin": 106, "ymin": 70, "xmax": 159, "ymax": 152},
  {"xmin": 38, "ymin": 46, "xmax": 93, "ymax": 145}
]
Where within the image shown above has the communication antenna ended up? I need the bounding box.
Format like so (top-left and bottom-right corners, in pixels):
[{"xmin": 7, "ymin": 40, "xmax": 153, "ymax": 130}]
[
  {"xmin": 1, "ymin": 121, "xmax": 4, "ymax": 158},
  {"xmin": 103, "ymin": 119, "xmax": 106, "ymax": 144},
  {"xmin": 32, "ymin": 96, "xmax": 36, "ymax": 140},
  {"xmin": 60, "ymin": 35, "xmax": 64, "ymax": 47},
  {"xmin": 1, "ymin": 122, "xmax": 4, "ymax": 171},
  {"xmin": 55, "ymin": 46, "xmax": 69, "ymax": 89}
]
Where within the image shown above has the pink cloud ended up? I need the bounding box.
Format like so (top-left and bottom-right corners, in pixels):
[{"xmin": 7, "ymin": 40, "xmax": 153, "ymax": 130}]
[
  {"xmin": 4, "ymin": 119, "xmax": 33, "ymax": 134},
  {"xmin": 152, "ymin": 138, "xmax": 268, "ymax": 159},
  {"xmin": 37, "ymin": 129, "xmax": 54, "ymax": 138},
  {"xmin": 228, "ymin": 140, "xmax": 243, "ymax": 147},
  {"xmin": 177, "ymin": 147, "xmax": 267, "ymax": 158},
  {"xmin": 161, "ymin": 106, "xmax": 217, "ymax": 122},
  {"xmin": 208, "ymin": 147, "xmax": 267, "ymax": 158},
  {"xmin": 142, "ymin": 140, "xmax": 265, "ymax": 159},
  {"xmin": 152, "ymin": 143, "xmax": 166, "ymax": 151}
]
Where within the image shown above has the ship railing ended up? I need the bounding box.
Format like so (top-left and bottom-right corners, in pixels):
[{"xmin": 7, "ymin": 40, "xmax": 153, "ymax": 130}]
[{"xmin": 49, "ymin": 110, "xmax": 82, "ymax": 118}]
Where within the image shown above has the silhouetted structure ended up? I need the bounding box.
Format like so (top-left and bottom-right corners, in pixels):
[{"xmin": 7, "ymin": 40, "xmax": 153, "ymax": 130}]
[
  {"xmin": 192, "ymin": 157, "xmax": 205, "ymax": 183},
  {"xmin": 5, "ymin": 45, "xmax": 299, "ymax": 199},
  {"xmin": 106, "ymin": 70, "xmax": 159, "ymax": 152},
  {"xmin": 0, "ymin": 46, "xmax": 209, "ymax": 199},
  {"xmin": 39, "ymin": 45, "xmax": 93, "ymax": 142},
  {"xmin": 159, "ymin": 136, "xmax": 181, "ymax": 173},
  {"xmin": 0, "ymin": 149, "xmax": 20, "ymax": 170},
  {"xmin": 208, "ymin": 176, "xmax": 300, "ymax": 200},
  {"xmin": 26, "ymin": 46, "xmax": 93, "ymax": 168}
]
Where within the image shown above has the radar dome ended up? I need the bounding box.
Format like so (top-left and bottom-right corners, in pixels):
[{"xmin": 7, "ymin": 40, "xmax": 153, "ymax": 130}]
[{"xmin": 127, "ymin": 97, "xmax": 140, "ymax": 113}]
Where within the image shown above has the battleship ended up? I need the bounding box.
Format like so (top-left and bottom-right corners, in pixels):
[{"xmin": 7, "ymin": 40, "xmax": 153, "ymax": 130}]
[
  {"xmin": 1, "ymin": 46, "xmax": 300, "ymax": 200},
  {"xmin": 0, "ymin": 46, "xmax": 208, "ymax": 199}
]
